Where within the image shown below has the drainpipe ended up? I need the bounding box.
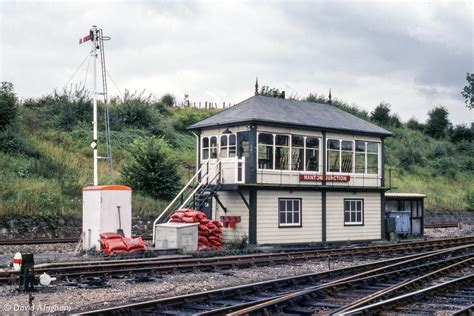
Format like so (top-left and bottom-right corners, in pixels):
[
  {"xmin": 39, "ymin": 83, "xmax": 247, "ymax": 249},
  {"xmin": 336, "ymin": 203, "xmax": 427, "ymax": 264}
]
[{"xmin": 192, "ymin": 131, "xmax": 200, "ymax": 173}]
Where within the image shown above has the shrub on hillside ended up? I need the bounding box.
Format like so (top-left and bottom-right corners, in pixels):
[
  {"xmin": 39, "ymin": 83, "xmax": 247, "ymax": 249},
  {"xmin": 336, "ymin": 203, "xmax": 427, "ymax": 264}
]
[
  {"xmin": 174, "ymin": 107, "xmax": 218, "ymax": 132},
  {"xmin": 425, "ymin": 106, "xmax": 451, "ymax": 139},
  {"xmin": 121, "ymin": 137, "xmax": 181, "ymax": 200},
  {"xmin": 0, "ymin": 82, "xmax": 18, "ymax": 130},
  {"xmin": 0, "ymin": 126, "xmax": 40, "ymax": 158}
]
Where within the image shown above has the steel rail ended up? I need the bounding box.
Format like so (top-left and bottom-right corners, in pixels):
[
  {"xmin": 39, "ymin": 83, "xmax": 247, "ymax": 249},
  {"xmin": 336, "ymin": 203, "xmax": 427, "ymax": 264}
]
[
  {"xmin": 342, "ymin": 273, "xmax": 474, "ymax": 315},
  {"xmin": 1, "ymin": 236, "xmax": 473, "ymax": 285},
  {"xmin": 227, "ymin": 246, "xmax": 473, "ymax": 316},
  {"xmin": 336, "ymin": 257, "xmax": 474, "ymax": 314},
  {"xmin": 80, "ymin": 245, "xmax": 473, "ymax": 315},
  {"xmin": 0, "ymin": 235, "xmax": 152, "ymax": 245}
]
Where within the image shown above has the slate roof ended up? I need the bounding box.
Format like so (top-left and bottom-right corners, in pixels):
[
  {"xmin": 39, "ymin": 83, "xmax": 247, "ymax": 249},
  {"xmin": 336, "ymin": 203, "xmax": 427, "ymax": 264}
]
[{"xmin": 189, "ymin": 95, "xmax": 393, "ymax": 136}]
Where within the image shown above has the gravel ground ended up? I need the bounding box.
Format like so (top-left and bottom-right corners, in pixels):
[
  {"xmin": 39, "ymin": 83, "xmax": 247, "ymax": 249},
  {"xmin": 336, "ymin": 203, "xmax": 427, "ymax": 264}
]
[
  {"xmin": 0, "ymin": 258, "xmax": 373, "ymax": 314},
  {"xmin": 424, "ymin": 227, "xmax": 473, "ymax": 238}
]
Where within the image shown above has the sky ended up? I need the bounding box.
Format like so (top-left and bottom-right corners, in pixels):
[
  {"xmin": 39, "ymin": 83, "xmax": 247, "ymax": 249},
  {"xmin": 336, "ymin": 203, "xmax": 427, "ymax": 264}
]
[{"xmin": 0, "ymin": 0, "xmax": 473, "ymax": 124}]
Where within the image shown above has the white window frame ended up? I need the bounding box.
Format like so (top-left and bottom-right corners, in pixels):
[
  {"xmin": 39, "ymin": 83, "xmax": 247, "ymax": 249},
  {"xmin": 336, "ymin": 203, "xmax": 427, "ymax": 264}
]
[
  {"xmin": 344, "ymin": 199, "xmax": 364, "ymax": 225},
  {"xmin": 219, "ymin": 134, "xmax": 237, "ymax": 158},
  {"xmin": 257, "ymin": 132, "xmax": 322, "ymax": 173},
  {"xmin": 326, "ymin": 139, "xmax": 381, "ymax": 176},
  {"xmin": 201, "ymin": 135, "xmax": 218, "ymax": 161},
  {"xmin": 279, "ymin": 198, "xmax": 302, "ymax": 227}
]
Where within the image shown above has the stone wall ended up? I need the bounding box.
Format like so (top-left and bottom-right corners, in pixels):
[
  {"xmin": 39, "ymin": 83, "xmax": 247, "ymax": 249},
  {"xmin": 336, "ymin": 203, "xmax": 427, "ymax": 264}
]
[{"xmin": 0, "ymin": 216, "xmax": 156, "ymax": 239}]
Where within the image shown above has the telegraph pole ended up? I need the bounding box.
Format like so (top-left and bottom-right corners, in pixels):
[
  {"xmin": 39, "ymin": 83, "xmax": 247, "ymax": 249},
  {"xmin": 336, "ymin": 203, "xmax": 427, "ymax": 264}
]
[{"xmin": 91, "ymin": 25, "xmax": 99, "ymax": 186}]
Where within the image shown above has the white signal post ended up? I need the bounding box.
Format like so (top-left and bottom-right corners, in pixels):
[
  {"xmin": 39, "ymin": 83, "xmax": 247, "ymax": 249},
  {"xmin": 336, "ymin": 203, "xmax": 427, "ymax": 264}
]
[{"xmin": 91, "ymin": 25, "xmax": 99, "ymax": 186}]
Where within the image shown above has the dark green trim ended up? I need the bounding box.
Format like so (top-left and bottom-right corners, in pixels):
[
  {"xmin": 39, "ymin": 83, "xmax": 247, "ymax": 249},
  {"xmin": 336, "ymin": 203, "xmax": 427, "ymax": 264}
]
[
  {"xmin": 381, "ymin": 138, "xmax": 385, "ymax": 187},
  {"xmin": 249, "ymin": 189, "xmax": 257, "ymax": 244},
  {"xmin": 237, "ymin": 189, "xmax": 251, "ymax": 211},
  {"xmin": 213, "ymin": 193, "xmax": 228, "ymax": 213},
  {"xmin": 322, "ymin": 190, "xmax": 326, "ymax": 242},
  {"xmin": 322, "ymin": 131, "xmax": 327, "ymax": 242},
  {"xmin": 249, "ymin": 123, "xmax": 257, "ymax": 184},
  {"xmin": 381, "ymin": 191, "xmax": 386, "ymax": 240},
  {"xmin": 221, "ymin": 183, "xmax": 388, "ymax": 192}
]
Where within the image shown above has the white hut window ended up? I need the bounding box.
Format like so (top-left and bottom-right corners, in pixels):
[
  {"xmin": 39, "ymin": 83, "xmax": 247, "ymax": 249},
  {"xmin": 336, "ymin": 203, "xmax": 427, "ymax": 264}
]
[
  {"xmin": 279, "ymin": 198, "xmax": 301, "ymax": 226},
  {"xmin": 202, "ymin": 137, "xmax": 210, "ymax": 160},
  {"xmin": 202, "ymin": 136, "xmax": 217, "ymax": 160},
  {"xmin": 344, "ymin": 199, "xmax": 364, "ymax": 225},
  {"xmin": 220, "ymin": 134, "xmax": 236, "ymax": 158}
]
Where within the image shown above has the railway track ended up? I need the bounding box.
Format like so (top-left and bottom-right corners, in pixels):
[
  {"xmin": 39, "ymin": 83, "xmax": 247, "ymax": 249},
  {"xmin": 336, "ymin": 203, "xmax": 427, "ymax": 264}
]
[
  {"xmin": 1, "ymin": 235, "xmax": 473, "ymax": 285},
  {"xmin": 0, "ymin": 236, "xmax": 153, "ymax": 245},
  {"xmin": 344, "ymin": 274, "xmax": 474, "ymax": 315},
  {"xmin": 81, "ymin": 244, "xmax": 474, "ymax": 315},
  {"xmin": 424, "ymin": 222, "xmax": 460, "ymax": 229}
]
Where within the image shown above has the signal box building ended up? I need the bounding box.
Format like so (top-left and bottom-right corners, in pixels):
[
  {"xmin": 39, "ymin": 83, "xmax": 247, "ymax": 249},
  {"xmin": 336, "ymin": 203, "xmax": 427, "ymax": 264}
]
[{"xmin": 188, "ymin": 94, "xmax": 393, "ymax": 245}]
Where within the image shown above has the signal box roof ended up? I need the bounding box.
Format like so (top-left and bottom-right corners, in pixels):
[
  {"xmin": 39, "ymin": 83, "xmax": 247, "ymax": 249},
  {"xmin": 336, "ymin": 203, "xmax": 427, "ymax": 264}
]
[{"xmin": 189, "ymin": 95, "xmax": 393, "ymax": 137}]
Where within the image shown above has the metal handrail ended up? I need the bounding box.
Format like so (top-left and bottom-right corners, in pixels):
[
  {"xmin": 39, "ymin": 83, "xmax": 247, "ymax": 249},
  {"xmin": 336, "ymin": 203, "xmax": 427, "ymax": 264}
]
[
  {"xmin": 152, "ymin": 161, "xmax": 210, "ymax": 243},
  {"xmin": 177, "ymin": 160, "xmax": 222, "ymax": 210}
]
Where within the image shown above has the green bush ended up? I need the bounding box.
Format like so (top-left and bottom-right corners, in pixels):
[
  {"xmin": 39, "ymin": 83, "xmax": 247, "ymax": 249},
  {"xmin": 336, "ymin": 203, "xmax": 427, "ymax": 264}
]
[
  {"xmin": 173, "ymin": 107, "xmax": 218, "ymax": 132},
  {"xmin": 0, "ymin": 126, "xmax": 41, "ymax": 158},
  {"xmin": 121, "ymin": 136, "xmax": 181, "ymax": 200},
  {"xmin": 0, "ymin": 82, "xmax": 18, "ymax": 130}
]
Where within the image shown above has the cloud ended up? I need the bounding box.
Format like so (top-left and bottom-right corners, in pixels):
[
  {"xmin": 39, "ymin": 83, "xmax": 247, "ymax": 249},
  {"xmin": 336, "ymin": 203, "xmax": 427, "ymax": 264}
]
[{"xmin": 0, "ymin": 0, "xmax": 472, "ymax": 124}]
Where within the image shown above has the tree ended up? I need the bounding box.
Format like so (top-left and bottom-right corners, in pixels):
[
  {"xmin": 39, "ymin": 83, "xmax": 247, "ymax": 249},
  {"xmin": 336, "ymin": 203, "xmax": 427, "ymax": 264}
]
[
  {"xmin": 425, "ymin": 106, "xmax": 451, "ymax": 139},
  {"xmin": 461, "ymin": 73, "xmax": 473, "ymax": 110},
  {"xmin": 121, "ymin": 137, "xmax": 181, "ymax": 200},
  {"xmin": 370, "ymin": 102, "xmax": 392, "ymax": 126},
  {"xmin": 160, "ymin": 93, "xmax": 176, "ymax": 107},
  {"xmin": 0, "ymin": 82, "xmax": 18, "ymax": 130},
  {"xmin": 406, "ymin": 117, "xmax": 425, "ymax": 132},
  {"xmin": 449, "ymin": 123, "xmax": 474, "ymax": 143},
  {"xmin": 260, "ymin": 86, "xmax": 285, "ymax": 98}
]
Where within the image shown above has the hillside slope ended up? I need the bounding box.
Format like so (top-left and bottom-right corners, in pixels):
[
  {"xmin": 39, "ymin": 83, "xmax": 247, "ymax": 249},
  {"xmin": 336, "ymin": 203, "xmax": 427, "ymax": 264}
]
[{"xmin": 0, "ymin": 89, "xmax": 472, "ymax": 218}]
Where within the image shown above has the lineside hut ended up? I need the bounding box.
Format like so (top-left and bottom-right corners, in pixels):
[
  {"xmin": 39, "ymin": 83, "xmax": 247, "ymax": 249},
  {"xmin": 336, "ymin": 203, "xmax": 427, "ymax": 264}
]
[
  {"xmin": 188, "ymin": 92, "xmax": 393, "ymax": 245},
  {"xmin": 385, "ymin": 192, "xmax": 425, "ymax": 237}
]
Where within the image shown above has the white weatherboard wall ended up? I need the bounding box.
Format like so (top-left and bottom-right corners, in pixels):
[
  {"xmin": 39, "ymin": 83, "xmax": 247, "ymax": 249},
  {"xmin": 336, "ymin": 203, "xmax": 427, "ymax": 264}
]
[
  {"xmin": 82, "ymin": 185, "xmax": 132, "ymax": 250},
  {"xmin": 215, "ymin": 191, "xmax": 249, "ymax": 242},
  {"xmin": 257, "ymin": 190, "xmax": 322, "ymax": 244},
  {"xmin": 326, "ymin": 192, "xmax": 381, "ymax": 242}
]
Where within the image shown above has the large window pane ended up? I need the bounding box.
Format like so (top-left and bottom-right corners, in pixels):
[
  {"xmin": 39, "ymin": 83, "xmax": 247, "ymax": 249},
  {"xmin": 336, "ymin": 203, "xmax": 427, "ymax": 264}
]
[
  {"xmin": 275, "ymin": 134, "xmax": 289, "ymax": 170},
  {"xmin": 258, "ymin": 133, "xmax": 273, "ymax": 145},
  {"xmin": 367, "ymin": 153, "xmax": 378, "ymax": 174},
  {"xmin": 258, "ymin": 133, "xmax": 273, "ymax": 169},
  {"xmin": 306, "ymin": 137, "xmax": 319, "ymax": 172},
  {"xmin": 229, "ymin": 135, "xmax": 236, "ymax": 157},
  {"xmin": 341, "ymin": 141, "xmax": 353, "ymax": 173},
  {"xmin": 292, "ymin": 135, "xmax": 304, "ymax": 171},
  {"xmin": 258, "ymin": 145, "xmax": 273, "ymax": 169},
  {"xmin": 292, "ymin": 147, "xmax": 304, "ymax": 170},
  {"xmin": 328, "ymin": 150, "xmax": 339, "ymax": 172},
  {"xmin": 328, "ymin": 139, "xmax": 340, "ymax": 150},
  {"xmin": 220, "ymin": 135, "xmax": 228, "ymax": 158},
  {"xmin": 275, "ymin": 135, "xmax": 289, "ymax": 146}
]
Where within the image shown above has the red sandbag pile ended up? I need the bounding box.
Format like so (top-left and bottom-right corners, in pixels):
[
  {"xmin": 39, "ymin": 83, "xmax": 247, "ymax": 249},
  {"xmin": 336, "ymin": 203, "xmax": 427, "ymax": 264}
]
[
  {"xmin": 99, "ymin": 232, "xmax": 146, "ymax": 255},
  {"xmin": 170, "ymin": 209, "xmax": 223, "ymax": 251}
]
